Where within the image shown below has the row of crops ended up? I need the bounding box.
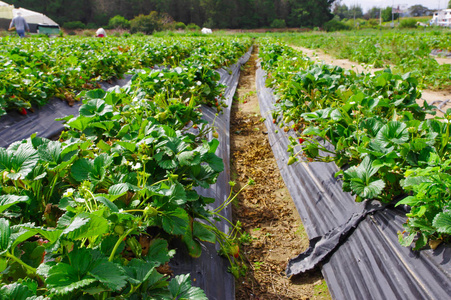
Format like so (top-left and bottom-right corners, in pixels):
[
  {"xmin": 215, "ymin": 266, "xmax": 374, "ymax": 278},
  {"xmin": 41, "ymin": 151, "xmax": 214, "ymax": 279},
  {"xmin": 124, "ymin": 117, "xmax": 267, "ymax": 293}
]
[
  {"xmin": 0, "ymin": 36, "xmax": 252, "ymax": 298},
  {"xmin": 280, "ymin": 30, "xmax": 451, "ymax": 90},
  {"xmin": 259, "ymin": 39, "xmax": 450, "ymax": 250},
  {"xmin": 0, "ymin": 36, "xmax": 249, "ymax": 116}
]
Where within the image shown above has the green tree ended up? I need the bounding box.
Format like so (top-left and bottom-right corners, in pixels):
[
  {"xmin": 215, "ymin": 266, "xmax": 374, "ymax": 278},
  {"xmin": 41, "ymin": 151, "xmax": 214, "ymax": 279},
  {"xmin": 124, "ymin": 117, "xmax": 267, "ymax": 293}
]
[
  {"xmin": 381, "ymin": 6, "xmax": 398, "ymax": 22},
  {"xmin": 409, "ymin": 5, "xmax": 432, "ymax": 17},
  {"xmin": 270, "ymin": 19, "xmax": 286, "ymax": 28},
  {"xmin": 348, "ymin": 5, "xmax": 363, "ymax": 19},
  {"xmin": 287, "ymin": 0, "xmax": 334, "ymax": 27},
  {"xmin": 333, "ymin": 3, "xmax": 349, "ymax": 20},
  {"xmin": 130, "ymin": 11, "xmax": 162, "ymax": 34},
  {"xmin": 108, "ymin": 15, "xmax": 130, "ymax": 29},
  {"xmin": 364, "ymin": 7, "xmax": 381, "ymax": 20}
]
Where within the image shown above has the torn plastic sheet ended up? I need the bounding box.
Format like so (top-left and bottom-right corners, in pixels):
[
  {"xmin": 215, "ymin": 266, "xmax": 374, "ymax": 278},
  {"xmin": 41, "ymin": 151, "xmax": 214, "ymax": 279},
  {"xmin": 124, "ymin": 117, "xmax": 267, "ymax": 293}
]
[
  {"xmin": 286, "ymin": 200, "xmax": 387, "ymax": 276},
  {"xmin": 256, "ymin": 64, "xmax": 451, "ymax": 299}
]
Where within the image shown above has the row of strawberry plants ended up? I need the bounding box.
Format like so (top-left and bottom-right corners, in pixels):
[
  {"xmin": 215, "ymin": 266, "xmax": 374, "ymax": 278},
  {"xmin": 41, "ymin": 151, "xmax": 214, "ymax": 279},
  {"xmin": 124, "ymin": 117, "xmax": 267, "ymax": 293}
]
[
  {"xmin": 259, "ymin": 39, "xmax": 450, "ymax": 250},
  {"xmin": 281, "ymin": 30, "xmax": 451, "ymax": 90},
  {"xmin": 0, "ymin": 42, "xmax": 250, "ymax": 299},
  {"xmin": 0, "ymin": 36, "xmax": 251, "ymax": 116}
]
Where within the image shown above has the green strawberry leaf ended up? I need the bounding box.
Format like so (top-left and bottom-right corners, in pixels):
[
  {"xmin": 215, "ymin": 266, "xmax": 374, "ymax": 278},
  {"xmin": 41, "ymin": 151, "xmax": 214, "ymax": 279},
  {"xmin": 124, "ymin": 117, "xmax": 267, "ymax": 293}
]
[
  {"xmin": 433, "ymin": 212, "xmax": 451, "ymax": 234},
  {"xmin": 0, "ymin": 195, "xmax": 29, "ymax": 214},
  {"xmin": 0, "ymin": 143, "xmax": 39, "ymax": 180},
  {"xmin": 178, "ymin": 151, "xmax": 201, "ymax": 167},
  {"xmin": 71, "ymin": 158, "xmax": 93, "ymax": 182},
  {"xmin": 168, "ymin": 274, "xmax": 207, "ymax": 300},
  {"xmin": 160, "ymin": 207, "xmax": 189, "ymax": 235},
  {"xmin": 146, "ymin": 238, "xmax": 174, "ymax": 266},
  {"xmin": 0, "ymin": 218, "xmax": 11, "ymax": 254},
  {"xmin": 193, "ymin": 221, "xmax": 216, "ymax": 243},
  {"xmin": 0, "ymin": 283, "xmax": 35, "ymax": 300}
]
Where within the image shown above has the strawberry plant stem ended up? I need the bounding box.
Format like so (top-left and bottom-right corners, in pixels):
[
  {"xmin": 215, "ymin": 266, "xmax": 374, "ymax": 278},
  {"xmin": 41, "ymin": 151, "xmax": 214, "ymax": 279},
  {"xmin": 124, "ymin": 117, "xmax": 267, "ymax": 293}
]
[
  {"xmin": 6, "ymin": 252, "xmax": 43, "ymax": 281},
  {"xmin": 109, "ymin": 228, "xmax": 134, "ymax": 262}
]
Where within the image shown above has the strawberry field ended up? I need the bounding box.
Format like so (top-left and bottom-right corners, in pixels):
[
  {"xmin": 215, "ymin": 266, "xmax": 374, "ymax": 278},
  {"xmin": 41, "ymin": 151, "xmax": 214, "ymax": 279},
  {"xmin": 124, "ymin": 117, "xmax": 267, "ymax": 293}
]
[
  {"xmin": 0, "ymin": 36, "xmax": 249, "ymax": 116},
  {"xmin": 259, "ymin": 38, "xmax": 451, "ymax": 250},
  {"xmin": 0, "ymin": 35, "xmax": 252, "ymax": 299},
  {"xmin": 0, "ymin": 31, "xmax": 450, "ymax": 299},
  {"xmin": 281, "ymin": 30, "xmax": 451, "ymax": 90}
]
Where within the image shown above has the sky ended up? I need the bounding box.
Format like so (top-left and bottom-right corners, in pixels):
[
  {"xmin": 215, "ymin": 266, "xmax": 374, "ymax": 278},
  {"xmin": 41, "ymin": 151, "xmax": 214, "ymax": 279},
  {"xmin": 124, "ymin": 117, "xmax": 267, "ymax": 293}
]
[{"xmin": 339, "ymin": 0, "xmax": 446, "ymax": 13}]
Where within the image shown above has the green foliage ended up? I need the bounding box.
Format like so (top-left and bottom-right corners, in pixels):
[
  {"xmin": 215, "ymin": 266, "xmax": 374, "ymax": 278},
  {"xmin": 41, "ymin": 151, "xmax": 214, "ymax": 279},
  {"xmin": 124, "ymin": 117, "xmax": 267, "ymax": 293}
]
[
  {"xmin": 270, "ymin": 19, "xmax": 286, "ymax": 29},
  {"xmin": 130, "ymin": 11, "xmax": 162, "ymax": 34},
  {"xmin": 282, "ymin": 30, "xmax": 451, "ymax": 90},
  {"xmin": 186, "ymin": 23, "xmax": 200, "ymax": 31},
  {"xmin": 323, "ymin": 19, "xmax": 351, "ymax": 31},
  {"xmin": 381, "ymin": 7, "xmax": 399, "ymax": 23},
  {"xmin": 108, "ymin": 15, "xmax": 130, "ymax": 30},
  {"xmin": 0, "ymin": 36, "xmax": 252, "ymax": 297},
  {"xmin": 399, "ymin": 19, "xmax": 418, "ymax": 29},
  {"xmin": 175, "ymin": 22, "xmax": 186, "ymax": 30},
  {"xmin": 8, "ymin": 0, "xmax": 336, "ymax": 29},
  {"xmin": 62, "ymin": 21, "xmax": 86, "ymax": 30},
  {"xmin": 258, "ymin": 39, "xmax": 451, "ymax": 249}
]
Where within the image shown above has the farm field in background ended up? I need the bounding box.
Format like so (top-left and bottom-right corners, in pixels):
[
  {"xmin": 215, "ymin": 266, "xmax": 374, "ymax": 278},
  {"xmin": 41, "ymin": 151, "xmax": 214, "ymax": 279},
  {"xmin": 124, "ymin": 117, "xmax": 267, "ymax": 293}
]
[{"xmin": 278, "ymin": 28, "xmax": 451, "ymax": 90}]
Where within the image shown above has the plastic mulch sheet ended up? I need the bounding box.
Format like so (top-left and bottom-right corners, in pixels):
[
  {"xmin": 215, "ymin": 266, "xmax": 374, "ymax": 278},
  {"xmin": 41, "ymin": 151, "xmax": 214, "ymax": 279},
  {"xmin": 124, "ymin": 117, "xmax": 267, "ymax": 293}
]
[
  {"xmin": 0, "ymin": 48, "xmax": 252, "ymax": 300},
  {"xmin": 256, "ymin": 64, "xmax": 451, "ymax": 299}
]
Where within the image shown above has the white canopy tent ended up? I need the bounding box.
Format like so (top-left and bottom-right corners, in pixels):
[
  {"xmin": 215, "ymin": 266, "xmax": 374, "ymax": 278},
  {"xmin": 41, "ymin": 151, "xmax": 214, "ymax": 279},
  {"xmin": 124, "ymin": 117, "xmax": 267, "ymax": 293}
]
[{"xmin": 0, "ymin": 1, "xmax": 59, "ymax": 33}]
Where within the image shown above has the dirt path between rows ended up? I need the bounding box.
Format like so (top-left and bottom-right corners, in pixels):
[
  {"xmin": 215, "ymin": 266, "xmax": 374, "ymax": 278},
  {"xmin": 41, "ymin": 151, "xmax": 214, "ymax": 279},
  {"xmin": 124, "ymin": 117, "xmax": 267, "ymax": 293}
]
[
  {"xmin": 293, "ymin": 46, "xmax": 451, "ymax": 118},
  {"xmin": 231, "ymin": 46, "xmax": 331, "ymax": 299}
]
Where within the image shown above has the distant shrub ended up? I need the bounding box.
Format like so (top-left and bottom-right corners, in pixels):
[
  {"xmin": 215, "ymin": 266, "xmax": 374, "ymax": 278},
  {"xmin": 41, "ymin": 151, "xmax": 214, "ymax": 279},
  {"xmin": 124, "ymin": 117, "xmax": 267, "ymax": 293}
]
[
  {"xmin": 270, "ymin": 19, "xmax": 286, "ymax": 28},
  {"xmin": 122, "ymin": 32, "xmax": 131, "ymax": 38},
  {"xmin": 153, "ymin": 30, "xmax": 177, "ymax": 37},
  {"xmin": 82, "ymin": 30, "xmax": 94, "ymax": 37},
  {"xmin": 399, "ymin": 19, "xmax": 418, "ymax": 29},
  {"xmin": 368, "ymin": 19, "xmax": 379, "ymax": 27},
  {"xmin": 186, "ymin": 23, "xmax": 200, "ymax": 31},
  {"xmin": 175, "ymin": 22, "xmax": 186, "ymax": 30},
  {"xmin": 323, "ymin": 19, "xmax": 351, "ymax": 32},
  {"xmin": 86, "ymin": 23, "xmax": 97, "ymax": 29},
  {"xmin": 162, "ymin": 22, "xmax": 176, "ymax": 31},
  {"xmin": 63, "ymin": 21, "xmax": 85, "ymax": 30},
  {"xmin": 108, "ymin": 15, "xmax": 130, "ymax": 29},
  {"xmin": 130, "ymin": 11, "xmax": 162, "ymax": 34}
]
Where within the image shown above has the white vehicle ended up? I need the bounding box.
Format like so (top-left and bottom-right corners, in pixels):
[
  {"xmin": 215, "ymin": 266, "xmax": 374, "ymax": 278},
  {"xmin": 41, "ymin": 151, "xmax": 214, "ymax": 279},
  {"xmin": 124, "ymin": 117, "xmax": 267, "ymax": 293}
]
[{"xmin": 430, "ymin": 9, "xmax": 451, "ymax": 27}]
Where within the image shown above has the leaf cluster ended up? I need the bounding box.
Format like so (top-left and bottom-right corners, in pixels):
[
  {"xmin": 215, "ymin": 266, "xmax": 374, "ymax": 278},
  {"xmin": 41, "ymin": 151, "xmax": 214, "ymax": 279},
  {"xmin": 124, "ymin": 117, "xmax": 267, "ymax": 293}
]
[{"xmin": 259, "ymin": 39, "xmax": 451, "ymax": 249}]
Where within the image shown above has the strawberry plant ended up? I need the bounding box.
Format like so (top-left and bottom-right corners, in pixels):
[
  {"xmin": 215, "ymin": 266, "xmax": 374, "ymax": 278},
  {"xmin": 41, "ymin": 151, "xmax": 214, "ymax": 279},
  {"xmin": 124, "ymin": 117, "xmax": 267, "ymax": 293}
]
[
  {"xmin": 0, "ymin": 36, "xmax": 252, "ymax": 298},
  {"xmin": 281, "ymin": 30, "xmax": 451, "ymax": 90},
  {"xmin": 259, "ymin": 39, "xmax": 451, "ymax": 249},
  {"xmin": 0, "ymin": 36, "xmax": 251, "ymax": 117}
]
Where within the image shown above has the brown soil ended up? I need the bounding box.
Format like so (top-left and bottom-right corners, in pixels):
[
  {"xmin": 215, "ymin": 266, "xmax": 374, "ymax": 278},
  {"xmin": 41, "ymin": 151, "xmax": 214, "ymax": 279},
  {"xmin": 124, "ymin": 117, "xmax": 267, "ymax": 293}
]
[
  {"xmin": 231, "ymin": 46, "xmax": 331, "ymax": 299},
  {"xmin": 293, "ymin": 45, "xmax": 451, "ymax": 118}
]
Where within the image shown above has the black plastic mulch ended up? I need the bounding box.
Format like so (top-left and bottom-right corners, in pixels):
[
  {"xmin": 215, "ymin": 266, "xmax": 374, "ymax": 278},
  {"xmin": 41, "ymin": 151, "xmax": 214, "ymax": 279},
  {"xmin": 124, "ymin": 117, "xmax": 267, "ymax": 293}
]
[
  {"xmin": 0, "ymin": 49, "xmax": 252, "ymax": 300},
  {"xmin": 256, "ymin": 65, "xmax": 451, "ymax": 300}
]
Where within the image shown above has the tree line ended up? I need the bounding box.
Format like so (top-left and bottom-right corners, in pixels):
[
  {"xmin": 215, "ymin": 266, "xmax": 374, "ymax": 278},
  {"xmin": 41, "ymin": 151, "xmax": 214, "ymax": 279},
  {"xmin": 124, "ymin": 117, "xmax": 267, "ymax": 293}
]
[{"xmin": 8, "ymin": 0, "xmax": 334, "ymax": 29}]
